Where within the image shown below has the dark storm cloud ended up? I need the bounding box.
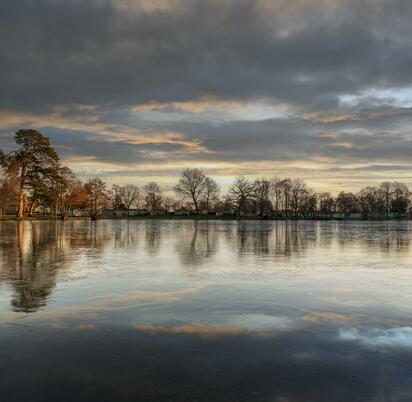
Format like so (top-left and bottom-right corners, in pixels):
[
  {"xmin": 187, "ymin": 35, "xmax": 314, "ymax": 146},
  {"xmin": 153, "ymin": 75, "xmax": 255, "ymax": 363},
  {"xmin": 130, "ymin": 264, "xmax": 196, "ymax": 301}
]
[
  {"xmin": 2, "ymin": 0, "xmax": 412, "ymax": 186},
  {"xmin": 2, "ymin": 0, "xmax": 412, "ymax": 111}
]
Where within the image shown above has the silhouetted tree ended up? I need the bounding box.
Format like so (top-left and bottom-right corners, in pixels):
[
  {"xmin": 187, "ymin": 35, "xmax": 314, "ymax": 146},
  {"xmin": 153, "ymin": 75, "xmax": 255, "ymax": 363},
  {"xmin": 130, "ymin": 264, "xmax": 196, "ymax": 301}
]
[
  {"xmin": 336, "ymin": 192, "xmax": 359, "ymax": 214},
  {"xmin": 318, "ymin": 192, "xmax": 335, "ymax": 216},
  {"xmin": 290, "ymin": 179, "xmax": 308, "ymax": 217},
  {"xmin": 253, "ymin": 178, "xmax": 272, "ymax": 215},
  {"xmin": 203, "ymin": 177, "xmax": 220, "ymax": 212},
  {"xmin": 380, "ymin": 182, "xmax": 393, "ymax": 218},
  {"xmin": 358, "ymin": 186, "xmax": 385, "ymax": 217},
  {"xmin": 229, "ymin": 176, "xmax": 254, "ymax": 218},
  {"xmin": 304, "ymin": 189, "xmax": 318, "ymax": 215},
  {"xmin": 121, "ymin": 184, "xmax": 142, "ymax": 210},
  {"xmin": 279, "ymin": 178, "xmax": 292, "ymax": 215},
  {"xmin": 174, "ymin": 168, "xmax": 208, "ymax": 213},
  {"xmin": 144, "ymin": 182, "xmax": 163, "ymax": 211},
  {"xmin": 391, "ymin": 182, "xmax": 409, "ymax": 214},
  {"xmin": 271, "ymin": 177, "xmax": 283, "ymax": 214}
]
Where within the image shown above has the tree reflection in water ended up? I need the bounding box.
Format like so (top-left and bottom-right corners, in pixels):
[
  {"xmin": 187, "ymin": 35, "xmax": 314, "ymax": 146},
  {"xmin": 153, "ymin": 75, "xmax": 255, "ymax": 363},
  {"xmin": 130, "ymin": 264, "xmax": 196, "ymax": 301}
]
[
  {"xmin": 0, "ymin": 221, "xmax": 111, "ymax": 312},
  {"xmin": 0, "ymin": 220, "xmax": 411, "ymax": 313}
]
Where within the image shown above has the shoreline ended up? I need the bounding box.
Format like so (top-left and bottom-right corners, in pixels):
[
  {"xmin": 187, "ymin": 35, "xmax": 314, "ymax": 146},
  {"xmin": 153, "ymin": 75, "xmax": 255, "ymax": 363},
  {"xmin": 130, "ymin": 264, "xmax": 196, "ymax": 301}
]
[{"xmin": 1, "ymin": 215, "xmax": 412, "ymax": 222}]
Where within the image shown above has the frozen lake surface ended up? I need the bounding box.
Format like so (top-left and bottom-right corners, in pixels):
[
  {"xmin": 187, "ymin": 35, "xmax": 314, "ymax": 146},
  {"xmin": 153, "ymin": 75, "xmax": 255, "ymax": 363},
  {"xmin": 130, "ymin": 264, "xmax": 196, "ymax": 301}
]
[{"xmin": 1, "ymin": 220, "xmax": 412, "ymax": 401}]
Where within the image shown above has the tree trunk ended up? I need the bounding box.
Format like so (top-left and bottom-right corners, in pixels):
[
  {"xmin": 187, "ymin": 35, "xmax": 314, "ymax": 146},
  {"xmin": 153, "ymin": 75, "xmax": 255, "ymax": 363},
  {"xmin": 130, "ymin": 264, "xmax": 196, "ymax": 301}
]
[
  {"xmin": 28, "ymin": 199, "xmax": 36, "ymax": 217},
  {"xmin": 17, "ymin": 192, "xmax": 25, "ymax": 219},
  {"xmin": 17, "ymin": 164, "xmax": 26, "ymax": 220},
  {"xmin": 193, "ymin": 196, "xmax": 199, "ymax": 214}
]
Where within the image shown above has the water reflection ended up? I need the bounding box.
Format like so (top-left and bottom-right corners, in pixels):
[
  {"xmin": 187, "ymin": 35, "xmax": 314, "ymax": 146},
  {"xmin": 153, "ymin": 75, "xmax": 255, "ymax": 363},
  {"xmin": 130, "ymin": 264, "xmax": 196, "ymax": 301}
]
[
  {"xmin": 335, "ymin": 221, "xmax": 411, "ymax": 254},
  {"xmin": 144, "ymin": 220, "xmax": 162, "ymax": 256},
  {"xmin": 0, "ymin": 221, "xmax": 112, "ymax": 312},
  {"xmin": 175, "ymin": 221, "xmax": 218, "ymax": 265},
  {"xmin": 1, "ymin": 220, "xmax": 412, "ymax": 313},
  {"xmin": 1, "ymin": 222, "xmax": 65, "ymax": 312},
  {"xmin": 1, "ymin": 220, "xmax": 412, "ymax": 401}
]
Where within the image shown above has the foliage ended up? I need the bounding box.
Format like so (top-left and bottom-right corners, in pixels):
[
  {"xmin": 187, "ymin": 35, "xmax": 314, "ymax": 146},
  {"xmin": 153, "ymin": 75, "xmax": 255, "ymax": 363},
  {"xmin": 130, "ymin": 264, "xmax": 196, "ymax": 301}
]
[{"xmin": 4, "ymin": 129, "xmax": 60, "ymax": 218}]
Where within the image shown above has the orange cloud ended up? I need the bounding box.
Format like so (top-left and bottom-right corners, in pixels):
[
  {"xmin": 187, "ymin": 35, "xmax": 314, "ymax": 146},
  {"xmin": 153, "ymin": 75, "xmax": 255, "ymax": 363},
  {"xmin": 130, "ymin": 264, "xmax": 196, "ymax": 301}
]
[
  {"xmin": 132, "ymin": 98, "xmax": 246, "ymax": 113},
  {"xmin": 94, "ymin": 131, "xmax": 211, "ymax": 153},
  {"xmin": 132, "ymin": 322, "xmax": 244, "ymax": 339},
  {"xmin": 0, "ymin": 107, "xmax": 210, "ymax": 154}
]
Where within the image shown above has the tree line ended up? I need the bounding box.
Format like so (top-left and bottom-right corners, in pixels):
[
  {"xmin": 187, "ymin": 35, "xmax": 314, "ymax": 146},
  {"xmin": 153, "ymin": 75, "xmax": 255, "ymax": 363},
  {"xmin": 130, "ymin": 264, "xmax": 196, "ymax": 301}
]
[{"xmin": 1, "ymin": 129, "xmax": 411, "ymax": 220}]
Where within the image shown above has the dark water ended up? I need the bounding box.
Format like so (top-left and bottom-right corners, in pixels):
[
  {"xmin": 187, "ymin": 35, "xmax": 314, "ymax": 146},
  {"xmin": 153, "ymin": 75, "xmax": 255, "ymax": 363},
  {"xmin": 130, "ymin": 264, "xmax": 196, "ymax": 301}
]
[{"xmin": 1, "ymin": 220, "xmax": 412, "ymax": 401}]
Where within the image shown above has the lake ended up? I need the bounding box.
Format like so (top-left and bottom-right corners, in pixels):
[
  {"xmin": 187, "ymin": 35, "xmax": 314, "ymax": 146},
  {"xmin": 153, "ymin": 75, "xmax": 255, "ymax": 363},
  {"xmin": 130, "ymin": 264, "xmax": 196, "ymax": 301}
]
[{"xmin": 1, "ymin": 220, "xmax": 412, "ymax": 401}]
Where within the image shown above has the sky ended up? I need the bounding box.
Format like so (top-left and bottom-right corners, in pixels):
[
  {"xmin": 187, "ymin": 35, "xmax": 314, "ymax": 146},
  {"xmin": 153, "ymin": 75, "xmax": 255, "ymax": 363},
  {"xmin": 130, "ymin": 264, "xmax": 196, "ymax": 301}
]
[{"xmin": 1, "ymin": 0, "xmax": 412, "ymax": 194}]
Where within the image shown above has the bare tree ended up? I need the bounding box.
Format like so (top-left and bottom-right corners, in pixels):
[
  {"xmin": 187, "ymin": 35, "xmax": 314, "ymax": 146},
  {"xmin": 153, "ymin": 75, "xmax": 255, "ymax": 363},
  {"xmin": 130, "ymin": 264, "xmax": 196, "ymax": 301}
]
[
  {"xmin": 144, "ymin": 182, "xmax": 163, "ymax": 211},
  {"xmin": 122, "ymin": 184, "xmax": 142, "ymax": 210},
  {"xmin": 380, "ymin": 182, "xmax": 393, "ymax": 218},
  {"xmin": 270, "ymin": 177, "xmax": 283, "ymax": 214},
  {"xmin": 229, "ymin": 176, "xmax": 254, "ymax": 218},
  {"xmin": 174, "ymin": 168, "xmax": 207, "ymax": 213},
  {"xmin": 253, "ymin": 178, "xmax": 272, "ymax": 215},
  {"xmin": 84, "ymin": 178, "xmax": 109, "ymax": 220},
  {"xmin": 110, "ymin": 185, "xmax": 125, "ymax": 209},
  {"xmin": 391, "ymin": 182, "xmax": 409, "ymax": 214},
  {"xmin": 358, "ymin": 186, "xmax": 385, "ymax": 217},
  {"xmin": 162, "ymin": 196, "xmax": 177, "ymax": 212},
  {"xmin": 318, "ymin": 192, "xmax": 335, "ymax": 216},
  {"xmin": 290, "ymin": 179, "xmax": 307, "ymax": 217},
  {"xmin": 336, "ymin": 192, "xmax": 359, "ymax": 214},
  {"xmin": 280, "ymin": 178, "xmax": 292, "ymax": 215},
  {"xmin": 203, "ymin": 177, "xmax": 220, "ymax": 212},
  {"xmin": 303, "ymin": 189, "xmax": 318, "ymax": 215}
]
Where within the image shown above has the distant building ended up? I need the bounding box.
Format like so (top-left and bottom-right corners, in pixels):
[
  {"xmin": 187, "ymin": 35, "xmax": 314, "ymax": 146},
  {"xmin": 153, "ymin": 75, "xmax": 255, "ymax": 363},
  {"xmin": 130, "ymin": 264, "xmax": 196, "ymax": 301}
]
[
  {"xmin": 150, "ymin": 209, "xmax": 166, "ymax": 216},
  {"xmin": 388, "ymin": 211, "xmax": 407, "ymax": 219},
  {"xmin": 128, "ymin": 209, "xmax": 149, "ymax": 216},
  {"xmin": 101, "ymin": 208, "xmax": 126, "ymax": 217},
  {"xmin": 346, "ymin": 212, "xmax": 362, "ymax": 220},
  {"xmin": 34, "ymin": 205, "xmax": 52, "ymax": 215},
  {"xmin": 113, "ymin": 209, "xmax": 128, "ymax": 217},
  {"xmin": 174, "ymin": 210, "xmax": 191, "ymax": 216},
  {"xmin": 216, "ymin": 209, "xmax": 235, "ymax": 217},
  {"xmin": 71, "ymin": 209, "xmax": 90, "ymax": 217}
]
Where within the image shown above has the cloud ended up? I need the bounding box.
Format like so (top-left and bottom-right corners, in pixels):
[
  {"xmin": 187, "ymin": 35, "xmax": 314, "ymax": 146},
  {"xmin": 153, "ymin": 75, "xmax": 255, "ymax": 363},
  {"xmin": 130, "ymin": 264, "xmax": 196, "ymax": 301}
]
[
  {"xmin": 339, "ymin": 327, "xmax": 412, "ymax": 348},
  {"xmin": 2, "ymin": 0, "xmax": 412, "ymax": 111},
  {"xmin": 2, "ymin": 0, "xmax": 412, "ymax": 189},
  {"xmin": 303, "ymin": 312, "xmax": 356, "ymax": 324},
  {"xmin": 132, "ymin": 322, "xmax": 243, "ymax": 339},
  {"xmin": 0, "ymin": 285, "xmax": 205, "ymax": 327}
]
